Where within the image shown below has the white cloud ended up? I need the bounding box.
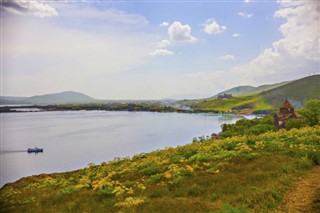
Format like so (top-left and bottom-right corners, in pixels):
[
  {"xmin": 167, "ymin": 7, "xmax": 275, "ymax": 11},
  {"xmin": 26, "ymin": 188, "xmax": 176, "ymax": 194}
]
[
  {"xmin": 219, "ymin": 55, "xmax": 235, "ymax": 60},
  {"xmin": 245, "ymin": 0, "xmax": 320, "ymax": 68},
  {"xmin": 160, "ymin": 22, "xmax": 169, "ymax": 27},
  {"xmin": 1, "ymin": 0, "xmax": 58, "ymax": 17},
  {"xmin": 187, "ymin": 1, "xmax": 320, "ymax": 94},
  {"xmin": 168, "ymin": 21, "xmax": 197, "ymax": 43},
  {"xmin": 150, "ymin": 49, "xmax": 174, "ymax": 56},
  {"xmin": 238, "ymin": 11, "xmax": 254, "ymax": 18},
  {"xmin": 244, "ymin": 0, "xmax": 251, "ymax": 3},
  {"xmin": 202, "ymin": 18, "xmax": 226, "ymax": 35},
  {"xmin": 62, "ymin": 5, "xmax": 148, "ymax": 25},
  {"xmin": 156, "ymin": 39, "xmax": 170, "ymax": 48},
  {"xmin": 232, "ymin": 33, "xmax": 240, "ymax": 37}
]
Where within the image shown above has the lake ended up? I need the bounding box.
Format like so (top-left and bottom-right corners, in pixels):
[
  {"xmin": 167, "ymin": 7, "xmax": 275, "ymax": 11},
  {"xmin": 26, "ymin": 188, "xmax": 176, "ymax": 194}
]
[{"xmin": 0, "ymin": 111, "xmax": 245, "ymax": 186}]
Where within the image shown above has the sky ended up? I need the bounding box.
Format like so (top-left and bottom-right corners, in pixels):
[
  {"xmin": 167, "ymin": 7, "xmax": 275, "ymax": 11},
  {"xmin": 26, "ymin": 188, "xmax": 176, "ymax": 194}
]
[{"xmin": 1, "ymin": 0, "xmax": 319, "ymax": 100}]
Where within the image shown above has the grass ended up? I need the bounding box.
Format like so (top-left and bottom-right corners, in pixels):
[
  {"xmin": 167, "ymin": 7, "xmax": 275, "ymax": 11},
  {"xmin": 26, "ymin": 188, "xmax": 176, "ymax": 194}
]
[
  {"xmin": 191, "ymin": 94, "xmax": 273, "ymax": 113},
  {"xmin": 1, "ymin": 126, "xmax": 320, "ymax": 212},
  {"xmin": 180, "ymin": 75, "xmax": 320, "ymax": 113}
]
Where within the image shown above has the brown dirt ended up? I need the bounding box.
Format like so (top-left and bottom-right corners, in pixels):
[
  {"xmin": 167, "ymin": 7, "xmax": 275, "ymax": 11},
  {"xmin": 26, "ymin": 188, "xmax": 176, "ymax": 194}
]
[{"xmin": 276, "ymin": 166, "xmax": 320, "ymax": 213}]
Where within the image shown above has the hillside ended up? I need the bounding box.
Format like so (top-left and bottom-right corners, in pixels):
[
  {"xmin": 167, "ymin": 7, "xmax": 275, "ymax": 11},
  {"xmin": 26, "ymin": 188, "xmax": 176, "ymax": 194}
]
[
  {"xmin": 262, "ymin": 75, "xmax": 320, "ymax": 108},
  {"xmin": 189, "ymin": 75, "xmax": 320, "ymax": 113},
  {"xmin": 211, "ymin": 81, "xmax": 290, "ymax": 98},
  {"xmin": 1, "ymin": 125, "xmax": 319, "ymax": 212},
  {"xmin": 0, "ymin": 91, "xmax": 98, "ymax": 105}
]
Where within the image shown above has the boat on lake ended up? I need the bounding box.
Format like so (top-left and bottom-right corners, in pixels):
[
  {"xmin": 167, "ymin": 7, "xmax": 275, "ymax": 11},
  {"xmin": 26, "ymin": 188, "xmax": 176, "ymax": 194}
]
[{"xmin": 27, "ymin": 147, "xmax": 43, "ymax": 153}]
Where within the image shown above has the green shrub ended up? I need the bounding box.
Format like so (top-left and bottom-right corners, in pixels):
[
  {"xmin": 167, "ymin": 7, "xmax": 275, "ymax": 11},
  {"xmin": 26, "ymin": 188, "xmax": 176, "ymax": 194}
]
[
  {"xmin": 285, "ymin": 118, "xmax": 307, "ymax": 130},
  {"xmin": 146, "ymin": 173, "xmax": 164, "ymax": 184},
  {"xmin": 211, "ymin": 193, "xmax": 220, "ymax": 201},
  {"xmin": 59, "ymin": 186, "xmax": 79, "ymax": 195},
  {"xmin": 97, "ymin": 188, "xmax": 114, "ymax": 197},
  {"xmin": 138, "ymin": 164, "xmax": 163, "ymax": 176},
  {"xmin": 299, "ymin": 99, "xmax": 320, "ymax": 126}
]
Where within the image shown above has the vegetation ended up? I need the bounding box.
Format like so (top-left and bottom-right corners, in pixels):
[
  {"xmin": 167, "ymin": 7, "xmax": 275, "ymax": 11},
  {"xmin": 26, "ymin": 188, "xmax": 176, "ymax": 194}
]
[
  {"xmin": 190, "ymin": 94, "xmax": 273, "ymax": 114},
  {"xmin": 1, "ymin": 124, "xmax": 320, "ymax": 212},
  {"xmin": 299, "ymin": 99, "xmax": 320, "ymax": 126},
  {"xmin": 209, "ymin": 81, "xmax": 290, "ymax": 98},
  {"xmin": 180, "ymin": 75, "xmax": 320, "ymax": 113},
  {"xmin": 1, "ymin": 99, "xmax": 319, "ymax": 212},
  {"xmin": 221, "ymin": 115, "xmax": 276, "ymax": 138},
  {"xmin": 262, "ymin": 75, "xmax": 320, "ymax": 108},
  {"xmin": 0, "ymin": 102, "xmax": 190, "ymax": 113}
]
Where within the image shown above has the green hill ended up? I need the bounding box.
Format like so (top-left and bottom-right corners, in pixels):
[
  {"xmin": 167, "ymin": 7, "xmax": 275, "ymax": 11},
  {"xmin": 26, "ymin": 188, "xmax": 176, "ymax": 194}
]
[
  {"xmin": 262, "ymin": 75, "xmax": 320, "ymax": 108},
  {"xmin": 211, "ymin": 81, "xmax": 290, "ymax": 98},
  {"xmin": 189, "ymin": 75, "xmax": 320, "ymax": 113}
]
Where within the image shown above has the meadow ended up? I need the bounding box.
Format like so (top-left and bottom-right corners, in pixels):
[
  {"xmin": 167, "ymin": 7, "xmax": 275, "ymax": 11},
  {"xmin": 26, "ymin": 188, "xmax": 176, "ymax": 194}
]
[{"xmin": 1, "ymin": 125, "xmax": 319, "ymax": 212}]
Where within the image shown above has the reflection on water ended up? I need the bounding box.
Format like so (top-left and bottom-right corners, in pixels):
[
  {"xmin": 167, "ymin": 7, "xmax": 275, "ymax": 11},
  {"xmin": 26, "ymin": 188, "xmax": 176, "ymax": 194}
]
[{"xmin": 0, "ymin": 111, "xmax": 244, "ymax": 186}]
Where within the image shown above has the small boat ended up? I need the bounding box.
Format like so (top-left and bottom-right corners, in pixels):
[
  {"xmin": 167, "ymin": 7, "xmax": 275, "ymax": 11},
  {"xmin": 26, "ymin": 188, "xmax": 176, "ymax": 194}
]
[{"xmin": 27, "ymin": 147, "xmax": 43, "ymax": 153}]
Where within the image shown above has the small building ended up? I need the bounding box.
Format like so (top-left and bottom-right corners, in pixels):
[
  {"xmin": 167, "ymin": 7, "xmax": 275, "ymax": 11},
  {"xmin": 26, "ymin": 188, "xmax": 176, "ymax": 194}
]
[
  {"xmin": 274, "ymin": 99, "xmax": 300, "ymax": 129},
  {"xmin": 217, "ymin": 93, "xmax": 233, "ymax": 100}
]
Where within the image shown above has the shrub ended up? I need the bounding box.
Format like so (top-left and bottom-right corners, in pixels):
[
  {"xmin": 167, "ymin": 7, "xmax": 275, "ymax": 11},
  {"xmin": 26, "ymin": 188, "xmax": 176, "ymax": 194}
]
[
  {"xmin": 299, "ymin": 99, "xmax": 320, "ymax": 126},
  {"xmin": 97, "ymin": 188, "xmax": 114, "ymax": 197},
  {"xmin": 211, "ymin": 193, "xmax": 220, "ymax": 201},
  {"xmin": 138, "ymin": 164, "xmax": 163, "ymax": 176},
  {"xmin": 285, "ymin": 118, "xmax": 307, "ymax": 130},
  {"xmin": 146, "ymin": 173, "xmax": 164, "ymax": 184},
  {"xmin": 59, "ymin": 186, "xmax": 79, "ymax": 195}
]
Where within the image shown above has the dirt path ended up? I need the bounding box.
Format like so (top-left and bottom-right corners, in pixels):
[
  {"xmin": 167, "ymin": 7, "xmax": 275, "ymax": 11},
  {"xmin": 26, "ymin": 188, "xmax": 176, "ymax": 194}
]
[{"xmin": 276, "ymin": 166, "xmax": 320, "ymax": 213}]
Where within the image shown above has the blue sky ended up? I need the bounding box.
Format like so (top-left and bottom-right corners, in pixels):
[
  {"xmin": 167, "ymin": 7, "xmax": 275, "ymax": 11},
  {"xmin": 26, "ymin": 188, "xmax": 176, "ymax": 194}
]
[{"xmin": 1, "ymin": 0, "xmax": 319, "ymax": 99}]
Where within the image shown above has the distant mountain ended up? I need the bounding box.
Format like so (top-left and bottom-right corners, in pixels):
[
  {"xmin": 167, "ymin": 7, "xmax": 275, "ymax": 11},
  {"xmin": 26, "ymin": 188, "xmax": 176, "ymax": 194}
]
[
  {"xmin": 0, "ymin": 91, "xmax": 98, "ymax": 105},
  {"xmin": 211, "ymin": 81, "xmax": 290, "ymax": 98},
  {"xmin": 25, "ymin": 91, "xmax": 97, "ymax": 104}
]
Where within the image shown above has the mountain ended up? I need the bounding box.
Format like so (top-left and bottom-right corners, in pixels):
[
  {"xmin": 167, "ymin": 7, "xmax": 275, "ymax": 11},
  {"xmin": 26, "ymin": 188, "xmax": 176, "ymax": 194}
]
[
  {"xmin": 25, "ymin": 91, "xmax": 97, "ymax": 104},
  {"xmin": 262, "ymin": 75, "xmax": 320, "ymax": 108},
  {"xmin": 0, "ymin": 91, "xmax": 98, "ymax": 105},
  {"xmin": 212, "ymin": 81, "xmax": 290, "ymax": 98},
  {"xmin": 188, "ymin": 75, "xmax": 320, "ymax": 113}
]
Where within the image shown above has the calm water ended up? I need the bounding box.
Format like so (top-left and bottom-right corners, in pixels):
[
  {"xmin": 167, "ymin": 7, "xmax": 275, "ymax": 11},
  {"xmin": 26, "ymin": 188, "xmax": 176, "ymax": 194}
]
[{"xmin": 0, "ymin": 111, "xmax": 244, "ymax": 186}]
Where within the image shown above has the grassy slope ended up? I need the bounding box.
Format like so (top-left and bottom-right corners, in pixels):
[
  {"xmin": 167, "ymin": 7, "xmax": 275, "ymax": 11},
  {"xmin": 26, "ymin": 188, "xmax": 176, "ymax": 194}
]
[
  {"xmin": 189, "ymin": 75, "xmax": 320, "ymax": 113},
  {"xmin": 210, "ymin": 81, "xmax": 290, "ymax": 98},
  {"xmin": 191, "ymin": 94, "xmax": 272, "ymax": 113},
  {"xmin": 262, "ymin": 75, "xmax": 320, "ymax": 108},
  {"xmin": 1, "ymin": 126, "xmax": 320, "ymax": 212}
]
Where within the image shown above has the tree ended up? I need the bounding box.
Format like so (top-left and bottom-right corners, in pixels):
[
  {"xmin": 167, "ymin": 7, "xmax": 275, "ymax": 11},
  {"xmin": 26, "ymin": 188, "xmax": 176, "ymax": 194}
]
[
  {"xmin": 299, "ymin": 99, "xmax": 320, "ymax": 126},
  {"xmin": 285, "ymin": 118, "xmax": 307, "ymax": 130}
]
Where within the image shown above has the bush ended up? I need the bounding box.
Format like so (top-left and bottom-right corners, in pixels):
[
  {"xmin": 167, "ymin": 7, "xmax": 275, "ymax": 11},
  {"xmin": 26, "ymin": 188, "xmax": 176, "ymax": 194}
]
[
  {"xmin": 299, "ymin": 99, "xmax": 320, "ymax": 126},
  {"xmin": 285, "ymin": 118, "xmax": 307, "ymax": 130},
  {"xmin": 138, "ymin": 164, "xmax": 163, "ymax": 176}
]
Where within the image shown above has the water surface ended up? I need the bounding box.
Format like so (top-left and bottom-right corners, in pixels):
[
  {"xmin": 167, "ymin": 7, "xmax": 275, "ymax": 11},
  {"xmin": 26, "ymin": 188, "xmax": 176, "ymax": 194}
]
[{"xmin": 0, "ymin": 111, "xmax": 244, "ymax": 186}]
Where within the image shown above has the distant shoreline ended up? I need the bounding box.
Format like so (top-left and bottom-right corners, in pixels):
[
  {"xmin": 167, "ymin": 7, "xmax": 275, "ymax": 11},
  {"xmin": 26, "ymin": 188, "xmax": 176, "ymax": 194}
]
[{"xmin": 0, "ymin": 104, "xmax": 271, "ymax": 115}]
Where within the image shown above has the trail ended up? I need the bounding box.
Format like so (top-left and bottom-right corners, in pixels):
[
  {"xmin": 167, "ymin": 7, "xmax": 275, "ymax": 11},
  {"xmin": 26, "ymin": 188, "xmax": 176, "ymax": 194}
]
[{"xmin": 277, "ymin": 166, "xmax": 320, "ymax": 213}]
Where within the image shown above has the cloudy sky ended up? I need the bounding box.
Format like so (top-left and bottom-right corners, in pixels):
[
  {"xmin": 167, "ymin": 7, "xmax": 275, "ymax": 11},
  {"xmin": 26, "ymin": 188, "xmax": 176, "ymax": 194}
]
[{"xmin": 1, "ymin": 0, "xmax": 319, "ymax": 99}]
